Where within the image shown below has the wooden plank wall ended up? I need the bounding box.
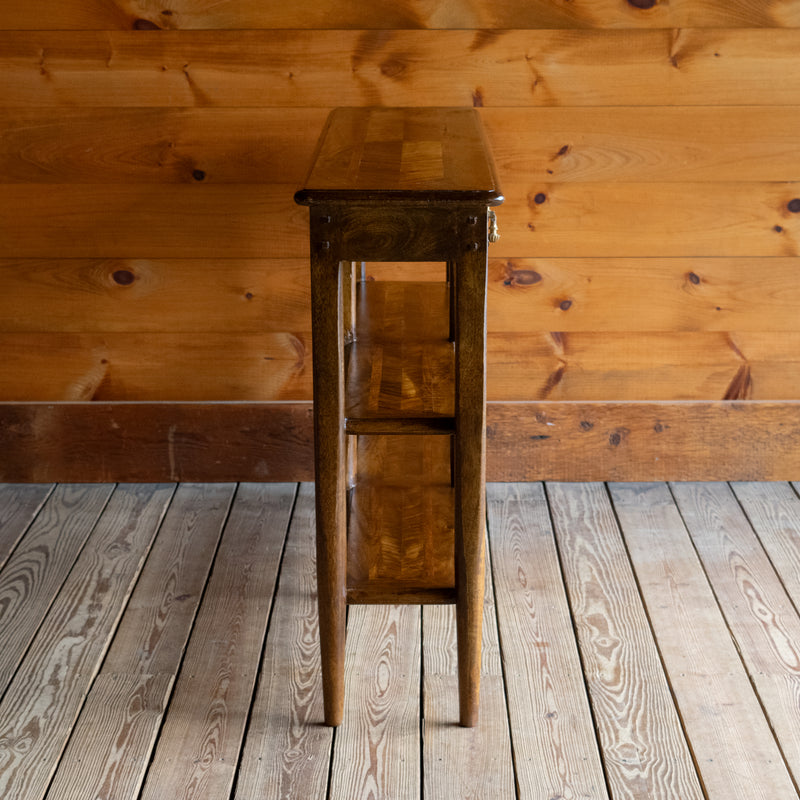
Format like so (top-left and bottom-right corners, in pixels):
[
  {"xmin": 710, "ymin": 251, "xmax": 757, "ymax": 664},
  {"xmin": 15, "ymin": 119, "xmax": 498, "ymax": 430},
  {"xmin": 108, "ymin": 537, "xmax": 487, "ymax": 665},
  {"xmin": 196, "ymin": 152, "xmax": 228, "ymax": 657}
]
[{"xmin": 1, "ymin": 0, "xmax": 800, "ymax": 481}]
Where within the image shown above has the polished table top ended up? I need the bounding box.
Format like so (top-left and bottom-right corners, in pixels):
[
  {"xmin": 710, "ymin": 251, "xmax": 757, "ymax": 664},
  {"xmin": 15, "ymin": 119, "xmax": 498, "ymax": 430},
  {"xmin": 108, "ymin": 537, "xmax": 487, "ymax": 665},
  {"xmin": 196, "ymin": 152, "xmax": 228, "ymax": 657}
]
[{"xmin": 294, "ymin": 107, "xmax": 503, "ymax": 206}]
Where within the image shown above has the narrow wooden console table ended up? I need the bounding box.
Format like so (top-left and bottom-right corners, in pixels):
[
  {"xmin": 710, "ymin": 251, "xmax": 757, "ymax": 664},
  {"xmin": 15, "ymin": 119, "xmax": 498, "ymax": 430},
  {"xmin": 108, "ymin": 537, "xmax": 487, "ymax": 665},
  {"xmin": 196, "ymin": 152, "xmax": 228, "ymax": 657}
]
[{"xmin": 295, "ymin": 107, "xmax": 503, "ymax": 727}]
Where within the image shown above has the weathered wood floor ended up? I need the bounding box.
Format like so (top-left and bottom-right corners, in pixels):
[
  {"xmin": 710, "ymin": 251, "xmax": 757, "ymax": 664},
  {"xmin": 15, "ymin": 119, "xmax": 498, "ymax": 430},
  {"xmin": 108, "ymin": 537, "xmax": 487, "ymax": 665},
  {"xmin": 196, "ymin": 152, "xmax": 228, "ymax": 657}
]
[{"xmin": 1, "ymin": 481, "xmax": 799, "ymax": 800}]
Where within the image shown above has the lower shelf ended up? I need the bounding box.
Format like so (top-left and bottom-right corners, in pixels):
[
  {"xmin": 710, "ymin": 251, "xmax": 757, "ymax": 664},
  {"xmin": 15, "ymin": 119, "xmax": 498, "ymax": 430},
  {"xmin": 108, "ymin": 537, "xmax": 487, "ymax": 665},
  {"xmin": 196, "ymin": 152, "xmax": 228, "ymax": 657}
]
[{"xmin": 346, "ymin": 435, "xmax": 455, "ymax": 605}]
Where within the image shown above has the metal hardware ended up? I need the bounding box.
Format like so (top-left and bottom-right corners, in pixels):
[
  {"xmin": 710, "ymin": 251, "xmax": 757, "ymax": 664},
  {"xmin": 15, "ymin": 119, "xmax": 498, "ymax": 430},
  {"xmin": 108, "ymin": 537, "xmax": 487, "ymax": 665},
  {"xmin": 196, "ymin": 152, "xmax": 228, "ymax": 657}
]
[{"xmin": 488, "ymin": 209, "xmax": 500, "ymax": 243}]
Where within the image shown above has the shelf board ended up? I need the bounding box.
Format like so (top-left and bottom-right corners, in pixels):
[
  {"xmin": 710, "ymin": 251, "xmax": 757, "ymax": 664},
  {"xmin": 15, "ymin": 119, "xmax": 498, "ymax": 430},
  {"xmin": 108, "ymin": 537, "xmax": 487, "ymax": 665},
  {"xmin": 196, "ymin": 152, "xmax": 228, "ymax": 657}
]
[
  {"xmin": 346, "ymin": 435, "xmax": 455, "ymax": 605},
  {"xmin": 345, "ymin": 280, "xmax": 454, "ymax": 434}
]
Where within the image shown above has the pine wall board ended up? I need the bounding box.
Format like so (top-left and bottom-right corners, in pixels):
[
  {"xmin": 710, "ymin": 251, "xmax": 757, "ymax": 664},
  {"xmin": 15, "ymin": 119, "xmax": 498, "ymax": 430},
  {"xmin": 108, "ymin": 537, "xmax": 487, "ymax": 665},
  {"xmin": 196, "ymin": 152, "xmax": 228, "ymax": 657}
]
[{"xmin": 1, "ymin": 0, "xmax": 799, "ymax": 480}]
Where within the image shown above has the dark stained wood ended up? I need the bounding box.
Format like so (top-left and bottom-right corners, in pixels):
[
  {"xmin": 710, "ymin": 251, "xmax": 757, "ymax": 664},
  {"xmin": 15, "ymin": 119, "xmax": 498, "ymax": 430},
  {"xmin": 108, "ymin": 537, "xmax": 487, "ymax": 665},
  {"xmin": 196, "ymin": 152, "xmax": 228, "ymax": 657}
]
[
  {"xmin": 295, "ymin": 108, "xmax": 502, "ymax": 206},
  {"xmin": 297, "ymin": 107, "xmax": 499, "ymax": 728},
  {"xmin": 0, "ymin": 402, "xmax": 315, "ymax": 483},
  {"xmin": 347, "ymin": 436, "xmax": 455, "ymax": 604},
  {"xmin": 308, "ymin": 209, "xmax": 348, "ymax": 727},
  {"xmin": 486, "ymin": 400, "xmax": 800, "ymax": 481},
  {"xmin": 346, "ymin": 280, "xmax": 454, "ymax": 432},
  {"xmin": 3, "ymin": 400, "xmax": 800, "ymax": 484}
]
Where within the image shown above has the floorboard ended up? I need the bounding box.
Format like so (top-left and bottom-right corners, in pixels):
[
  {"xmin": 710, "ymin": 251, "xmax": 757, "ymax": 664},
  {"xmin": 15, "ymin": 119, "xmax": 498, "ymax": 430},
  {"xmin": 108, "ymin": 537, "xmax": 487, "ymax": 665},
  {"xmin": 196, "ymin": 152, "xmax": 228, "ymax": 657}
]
[{"xmin": 1, "ymin": 480, "xmax": 799, "ymax": 800}]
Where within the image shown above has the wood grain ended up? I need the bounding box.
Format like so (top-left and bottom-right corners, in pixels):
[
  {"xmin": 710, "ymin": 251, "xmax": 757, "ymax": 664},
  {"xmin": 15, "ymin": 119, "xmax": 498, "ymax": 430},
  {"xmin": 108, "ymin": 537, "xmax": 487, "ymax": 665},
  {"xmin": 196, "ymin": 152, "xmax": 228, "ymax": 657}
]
[
  {"xmin": 0, "ymin": 401, "xmax": 315, "ymax": 483},
  {"xmin": 139, "ymin": 483, "xmax": 295, "ymax": 800},
  {"xmin": 45, "ymin": 483, "xmax": 234, "ymax": 800},
  {"xmin": 4, "ymin": 30, "xmax": 800, "ymax": 108},
  {"xmin": 0, "ymin": 258, "xmax": 311, "ymax": 334},
  {"xmin": 0, "ymin": 103, "xmax": 792, "ymax": 188},
  {"xmin": 3, "ymin": 0, "xmax": 800, "ymax": 30},
  {"xmin": 2, "ymin": 182, "xmax": 798, "ymax": 259},
  {"xmin": 347, "ymin": 435, "xmax": 455, "ymax": 604},
  {"xmin": 3, "ymin": 255, "xmax": 800, "ymax": 339},
  {"xmin": 3, "ymin": 400, "xmax": 800, "ymax": 484},
  {"xmin": 235, "ymin": 484, "xmax": 333, "ymax": 800},
  {"xmin": 670, "ymin": 481, "xmax": 800, "ymax": 785},
  {"xmin": 422, "ymin": 537, "xmax": 515, "ymax": 798},
  {"xmin": 609, "ymin": 482, "xmax": 798, "ymax": 800},
  {"xmin": 731, "ymin": 482, "xmax": 800, "ymax": 624},
  {"xmin": 487, "ymin": 482, "xmax": 607, "ymax": 799},
  {"xmin": 486, "ymin": 401, "xmax": 800, "ymax": 481},
  {"xmin": 5, "ymin": 107, "xmax": 800, "ymax": 185},
  {"xmin": 0, "ymin": 484, "xmax": 114, "ymax": 692},
  {"xmin": 548, "ymin": 482, "xmax": 703, "ymax": 799},
  {"xmin": 0, "ymin": 484, "xmax": 174, "ymax": 800},
  {"xmin": 16, "ymin": 328, "xmax": 800, "ymax": 404},
  {"xmin": 0, "ymin": 484, "xmax": 52, "ymax": 570},
  {"xmin": 487, "ymin": 257, "xmax": 800, "ymax": 333},
  {"xmin": 2, "ymin": 0, "xmax": 799, "ymax": 29},
  {"xmin": 329, "ymin": 604, "xmax": 421, "ymax": 800},
  {"xmin": 0, "ymin": 484, "xmax": 113, "ymax": 691}
]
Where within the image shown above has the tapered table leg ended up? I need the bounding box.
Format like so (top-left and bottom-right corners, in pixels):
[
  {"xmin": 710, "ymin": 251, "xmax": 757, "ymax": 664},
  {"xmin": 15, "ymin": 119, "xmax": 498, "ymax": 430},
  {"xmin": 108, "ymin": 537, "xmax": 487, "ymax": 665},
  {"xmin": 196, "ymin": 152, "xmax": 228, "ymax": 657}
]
[
  {"xmin": 310, "ymin": 219, "xmax": 347, "ymax": 727},
  {"xmin": 454, "ymin": 212, "xmax": 489, "ymax": 728}
]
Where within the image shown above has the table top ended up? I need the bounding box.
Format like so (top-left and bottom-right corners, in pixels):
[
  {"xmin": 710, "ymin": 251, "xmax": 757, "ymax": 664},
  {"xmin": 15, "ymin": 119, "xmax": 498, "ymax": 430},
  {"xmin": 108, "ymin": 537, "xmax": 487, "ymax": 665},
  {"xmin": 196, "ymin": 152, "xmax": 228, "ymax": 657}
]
[{"xmin": 294, "ymin": 107, "xmax": 503, "ymax": 206}]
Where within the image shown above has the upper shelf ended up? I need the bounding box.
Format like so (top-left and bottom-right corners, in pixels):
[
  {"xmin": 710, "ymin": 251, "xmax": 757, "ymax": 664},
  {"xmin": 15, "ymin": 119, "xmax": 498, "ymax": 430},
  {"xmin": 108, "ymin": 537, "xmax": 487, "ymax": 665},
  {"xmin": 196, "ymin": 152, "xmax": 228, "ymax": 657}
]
[
  {"xmin": 345, "ymin": 280, "xmax": 454, "ymax": 434},
  {"xmin": 294, "ymin": 107, "xmax": 503, "ymax": 206}
]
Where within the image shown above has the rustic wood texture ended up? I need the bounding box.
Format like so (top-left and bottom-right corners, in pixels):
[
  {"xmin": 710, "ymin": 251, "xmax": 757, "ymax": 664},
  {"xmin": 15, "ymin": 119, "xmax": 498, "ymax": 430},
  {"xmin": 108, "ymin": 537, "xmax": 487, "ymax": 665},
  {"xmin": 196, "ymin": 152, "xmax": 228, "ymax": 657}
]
[
  {"xmin": 0, "ymin": 484, "xmax": 174, "ymax": 800},
  {"xmin": 2, "ymin": 1, "xmax": 800, "ymax": 482},
  {"xmin": 487, "ymin": 482, "xmax": 607, "ymax": 799},
  {"xmin": 670, "ymin": 481, "xmax": 800, "ymax": 784},
  {"xmin": 0, "ymin": 402, "xmax": 315, "ymax": 483},
  {"xmin": 4, "ymin": 31, "xmax": 800, "ymax": 108},
  {"xmin": 422, "ymin": 539, "xmax": 515, "ymax": 798},
  {"xmin": 4, "ymin": 400, "xmax": 800, "ymax": 484},
  {"xmin": 0, "ymin": 484, "xmax": 114, "ymax": 691},
  {"xmin": 235, "ymin": 484, "xmax": 333, "ymax": 800},
  {"xmin": 44, "ymin": 483, "xmax": 234, "ymax": 800},
  {"xmin": 2, "ymin": 0, "xmax": 800, "ymax": 30},
  {"xmin": 548, "ymin": 482, "xmax": 704, "ymax": 799},
  {"xmin": 329, "ymin": 604, "xmax": 422, "ymax": 800},
  {"xmin": 347, "ymin": 436, "xmax": 455, "ymax": 605},
  {"xmin": 3, "ymin": 480, "xmax": 800, "ymax": 796},
  {"xmin": 2, "ymin": 182, "xmax": 799, "ymax": 260},
  {"xmin": 0, "ymin": 484, "xmax": 52, "ymax": 569},
  {"xmin": 139, "ymin": 483, "xmax": 295, "ymax": 800},
  {"xmin": 610, "ymin": 482, "xmax": 799, "ymax": 800},
  {"xmin": 4, "ymin": 107, "xmax": 800, "ymax": 186}
]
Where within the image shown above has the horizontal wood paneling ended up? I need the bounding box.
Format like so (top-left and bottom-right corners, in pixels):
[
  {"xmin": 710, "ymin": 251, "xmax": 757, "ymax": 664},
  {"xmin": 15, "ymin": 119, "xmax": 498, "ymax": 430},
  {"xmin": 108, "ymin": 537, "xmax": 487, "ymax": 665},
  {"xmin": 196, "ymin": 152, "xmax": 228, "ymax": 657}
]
[
  {"xmin": 4, "ymin": 30, "xmax": 800, "ymax": 108},
  {"xmin": 3, "ymin": 107, "xmax": 799, "ymax": 185},
  {"xmin": 0, "ymin": 333, "xmax": 310, "ymax": 401},
  {"xmin": 2, "ymin": 400, "xmax": 799, "ymax": 484},
  {"xmin": 2, "ymin": 257, "xmax": 798, "ymax": 335},
  {"xmin": 0, "ymin": 258, "xmax": 310, "ymax": 333},
  {"xmin": 488, "ymin": 257, "xmax": 800, "ymax": 332},
  {"xmin": 1, "ymin": 0, "xmax": 798, "ymax": 30},
  {"xmin": 3, "ymin": 329, "xmax": 798, "ymax": 403},
  {"xmin": 1, "ymin": 183, "xmax": 798, "ymax": 259}
]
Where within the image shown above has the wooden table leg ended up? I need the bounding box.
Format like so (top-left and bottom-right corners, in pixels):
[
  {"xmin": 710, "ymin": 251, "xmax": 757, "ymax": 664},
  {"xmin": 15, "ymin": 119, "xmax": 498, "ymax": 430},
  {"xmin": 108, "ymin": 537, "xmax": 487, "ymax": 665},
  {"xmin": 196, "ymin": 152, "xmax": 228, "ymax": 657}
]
[
  {"xmin": 310, "ymin": 223, "xmax": 347, "ymax": 727},
  {"xmin": 454, "ymin": 214, "xmax": 488, "ymax": 727}
]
